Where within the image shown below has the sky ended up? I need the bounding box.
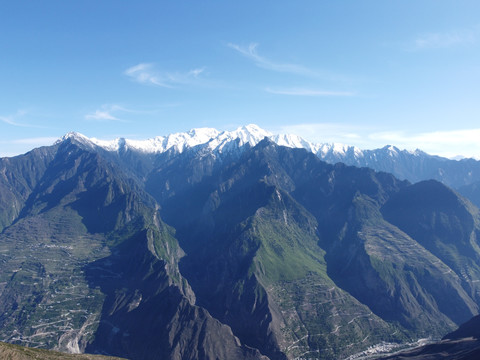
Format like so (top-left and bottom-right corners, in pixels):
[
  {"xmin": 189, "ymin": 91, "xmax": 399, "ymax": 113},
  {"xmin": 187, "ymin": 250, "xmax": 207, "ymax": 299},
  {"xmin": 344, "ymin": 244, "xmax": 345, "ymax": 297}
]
[{"xmin": 1, "ymin": 1, "xmax": 480, "ymax": 158}]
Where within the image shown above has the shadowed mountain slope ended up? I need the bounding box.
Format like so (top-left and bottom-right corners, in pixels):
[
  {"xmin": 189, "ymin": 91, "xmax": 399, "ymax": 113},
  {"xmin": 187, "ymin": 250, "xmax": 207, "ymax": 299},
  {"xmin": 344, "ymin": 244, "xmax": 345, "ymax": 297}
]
[
  {"xmin": 143, "ymin": 139, "xmax": 480, "ymax": 358},
  {"xmin": 1, "ymin": 137, "xmax": 480, "ymax": 359},
  {"xmin": 379, "ymin": 315, "xmax": 480, "ymax": 360},
  {"xmin": 0, "ymin": 139, "xmax": 265, "ymax": 360}
]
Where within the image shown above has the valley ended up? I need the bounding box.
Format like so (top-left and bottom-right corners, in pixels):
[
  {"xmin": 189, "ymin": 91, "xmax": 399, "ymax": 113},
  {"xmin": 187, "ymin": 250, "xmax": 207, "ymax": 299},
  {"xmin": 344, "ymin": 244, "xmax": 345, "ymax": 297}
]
[{"xmin": 1, "ymin": 126, "xmax": 480, "ymax": 359}]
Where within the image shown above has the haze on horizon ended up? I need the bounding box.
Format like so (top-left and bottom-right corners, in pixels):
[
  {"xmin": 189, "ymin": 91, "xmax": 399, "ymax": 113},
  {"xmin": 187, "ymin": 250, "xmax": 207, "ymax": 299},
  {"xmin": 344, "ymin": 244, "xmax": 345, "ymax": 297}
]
[{"xmin": 1, "ymin": 1, "xmax": 479, "ymax": 159}]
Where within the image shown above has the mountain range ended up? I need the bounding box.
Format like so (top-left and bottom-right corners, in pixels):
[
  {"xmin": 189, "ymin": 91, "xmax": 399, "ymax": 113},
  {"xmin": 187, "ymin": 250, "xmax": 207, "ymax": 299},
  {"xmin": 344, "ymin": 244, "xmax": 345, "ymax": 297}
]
[
  {"xmin": 1, "ymin": 125, "xmax": 480, "ymax": 359},
  {"xmin": 65, "ymin": 124, "xmax": 480, "ymax": 206}
]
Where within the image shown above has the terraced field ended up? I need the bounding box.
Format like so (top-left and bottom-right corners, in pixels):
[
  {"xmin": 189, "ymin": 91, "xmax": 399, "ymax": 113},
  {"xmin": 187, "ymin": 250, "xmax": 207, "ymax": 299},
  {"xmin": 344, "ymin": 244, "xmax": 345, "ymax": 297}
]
[{"xmin": 0, "ymin": 208, "xmax": 109, "ymax": 352}]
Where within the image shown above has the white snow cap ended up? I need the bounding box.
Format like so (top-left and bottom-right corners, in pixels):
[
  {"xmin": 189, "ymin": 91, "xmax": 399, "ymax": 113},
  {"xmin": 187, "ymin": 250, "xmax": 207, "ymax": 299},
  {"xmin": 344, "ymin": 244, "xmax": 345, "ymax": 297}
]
[{"xmin": 57, "ymin": 124, "xmax": 366, "ymax": 157}]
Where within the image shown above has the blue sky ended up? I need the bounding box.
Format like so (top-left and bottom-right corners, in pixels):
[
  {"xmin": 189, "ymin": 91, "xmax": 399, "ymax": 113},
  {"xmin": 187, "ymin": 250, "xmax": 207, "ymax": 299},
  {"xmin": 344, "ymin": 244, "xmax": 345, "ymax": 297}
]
[{"xmin": 1, "ymin": 1, "xmax": 480, "ymax": 158}]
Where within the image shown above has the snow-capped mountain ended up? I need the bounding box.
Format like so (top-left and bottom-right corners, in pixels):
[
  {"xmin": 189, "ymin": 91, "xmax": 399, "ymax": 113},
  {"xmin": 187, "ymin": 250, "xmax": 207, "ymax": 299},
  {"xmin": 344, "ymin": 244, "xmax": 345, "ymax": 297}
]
[
  {"xmin": 61, "ymin": 124, "xmax": 271, "ymax": 154},
  {"xmin": 60, "ymin": 124, "xmax": 357, "ymax": 157},
  {"xmin": 4, "ymin": 129, "xmax": 480, "ymax": 360},
  {"xmin": 6, "ymin": 124, "xmax": 480, "ymax": 360},
  {"xmin": 58, "ymin": 124, "xmax": 480, "ymax": 206}
]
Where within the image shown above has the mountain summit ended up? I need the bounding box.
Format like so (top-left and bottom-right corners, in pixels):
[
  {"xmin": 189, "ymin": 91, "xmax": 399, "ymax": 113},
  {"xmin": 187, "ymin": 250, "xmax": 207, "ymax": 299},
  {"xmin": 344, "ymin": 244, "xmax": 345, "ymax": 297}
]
[
  {"xmin": 58, "ymin": 124, "xmax": 374, "ymax": 159},
  {"xmin": 55, "ymin": 125, "xmax": 480, "ymax": 206},
  {"xmin": 60, "ymin": 124, "xmax": 274, "ymax": 154}
]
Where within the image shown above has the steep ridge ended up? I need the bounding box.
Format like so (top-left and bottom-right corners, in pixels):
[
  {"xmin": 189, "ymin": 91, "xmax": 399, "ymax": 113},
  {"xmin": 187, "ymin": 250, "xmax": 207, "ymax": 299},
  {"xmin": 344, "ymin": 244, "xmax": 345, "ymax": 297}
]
[
  {"xmin": 272, "ymin": 145, "xmax": 479, "ymax": 336},
  {"xmin": 0, "ymin": 138, "xmax": 265, "ymax": 360},
  {"xmin": 140, "ymin": 139, "xmax": 480, "ymax": 358},
  {"xmin": 382, "ymin": 181, "xmax": 480, "ymax": 304},
  {"xmin": 58, "ymin": 125, "xmax": 480, "ymax": 204},
  {"xmin": 148, "ymin": 140, "xmax": 405, "ymax": 359},
  {"xmin": 2, "ymin": 132, "xmax": 480, "ymax": 359},
  {"xmin": 458, "ymin": 181, "xmax": 480, "ymax": 209},
  {"xmin": 0, "ymin": 145, "xmax": 58, "ymax": 231}
]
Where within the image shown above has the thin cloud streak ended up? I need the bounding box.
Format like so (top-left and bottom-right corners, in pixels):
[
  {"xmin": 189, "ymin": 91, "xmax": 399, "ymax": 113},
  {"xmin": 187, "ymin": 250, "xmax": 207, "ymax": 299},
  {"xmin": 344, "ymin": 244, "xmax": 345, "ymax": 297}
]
[
  {"xmin": 0, "ymin": 115, "xmax": 24, "ymax": 126},
  {"xmin": 228, "ymin": 43, "xmax": 317, "ymax": 76},
  {"xmin": 266, "ymin": 87, "xmax": 355, "ymax": 97},
  {"xmin": 85, "ymin": 104, "xmax": 130, "ymax": 122},
  {"xmin": 85, "ymin": 110, "xmax": 120, "ymax": 121},
  {"xmin": 0, "ymin": 110, "xmax": 38, "ymax": 128},
  {"xmin": 85, "ymin": 103, "xmax": 182, "ymax": 122},
  {"xmin": 124, "ymin": 63, "xmax": 205, "ymax": 87}
]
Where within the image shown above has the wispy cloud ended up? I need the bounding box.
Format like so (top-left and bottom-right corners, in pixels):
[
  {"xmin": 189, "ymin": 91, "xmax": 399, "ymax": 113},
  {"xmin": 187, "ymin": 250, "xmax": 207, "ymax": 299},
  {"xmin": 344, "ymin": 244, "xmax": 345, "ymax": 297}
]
[
  {"xmin": 411, "ymin": 26, "xmax": 479, "ymax": 50},
  {"xmin": 85, "ymin": 104, "xmax": 130, "ymax": 122},
  {"xmin": 85, "ymin": 110, "xmax": 120, "ymax": 121},
  {"xmin": 228, "ymin": 43, "xmax": 317, "ymax": 76},
  {"xmin": 124, "ymin": 63, "xmax": 205, "ymax": 87},
  {"xmin": 275, "ymin": 123, "xmax": 480, "ymax": 159},
  {"xmin": 0, "ymin": 110, "xmax": 37, "ymax": 128},
  {"xmin": 266, "ymin": 87, "xmax": 355, "ymax": 97}
]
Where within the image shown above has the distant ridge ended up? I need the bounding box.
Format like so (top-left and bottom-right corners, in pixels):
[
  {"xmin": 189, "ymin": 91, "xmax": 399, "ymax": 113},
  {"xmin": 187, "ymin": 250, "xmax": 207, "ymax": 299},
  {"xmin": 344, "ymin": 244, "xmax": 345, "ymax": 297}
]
[
  {"xmin": 57, "ymin": 124, "xmax": 480, "ymax": 206},
  {"xmin": 59, "ymin": 124, "xmax": 374, "ymax": 157}
]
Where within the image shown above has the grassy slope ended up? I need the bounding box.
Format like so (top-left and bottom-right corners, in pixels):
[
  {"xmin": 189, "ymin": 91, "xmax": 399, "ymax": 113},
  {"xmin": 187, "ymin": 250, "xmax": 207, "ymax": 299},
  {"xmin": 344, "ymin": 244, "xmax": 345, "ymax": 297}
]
[{"xmin": 249, "ymin": 188, "xmax": 406, "ymax": 359}]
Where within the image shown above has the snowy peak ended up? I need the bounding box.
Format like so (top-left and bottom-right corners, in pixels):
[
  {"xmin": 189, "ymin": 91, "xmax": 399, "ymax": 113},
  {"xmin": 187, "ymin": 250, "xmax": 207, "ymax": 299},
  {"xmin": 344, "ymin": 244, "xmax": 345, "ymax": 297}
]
[
  {"xmin": 58, "ymin": 125, "xmax": 272, "ymax": 155},
  {"xmin": 382, "ymin": 145, "xmax": 401, "ymax": 156},
  {"xmin": 228, "ymin": 124, "xmax": 272, "ymax": 144},
  {"xmin": 57, "ymin": 131, "xmax": 102, "ymax": 151},
  {"xmin": 59, "ymin": 131, "xmax": 93, "ymax": 145},
  {"xmin": 56, "ymin": 125, "xmax": 434, "ymax": 165},
  {"xmin": 55, "ymin": 125, "xmax": 406, "ymax": 162},
  {"xmin": 271, "ymin": 133, "xmax": 318, "ymax": 153},
  {"xmin": 125, "ymin": 127, "xmax": 221, "ymax": 153},
  {"xmin": 316, "ymin": 142, "xmax": 364, "ymax": 160},
  {"xmin": 204, "ymin": 124, "xmax": 272, "ymax": 152}
]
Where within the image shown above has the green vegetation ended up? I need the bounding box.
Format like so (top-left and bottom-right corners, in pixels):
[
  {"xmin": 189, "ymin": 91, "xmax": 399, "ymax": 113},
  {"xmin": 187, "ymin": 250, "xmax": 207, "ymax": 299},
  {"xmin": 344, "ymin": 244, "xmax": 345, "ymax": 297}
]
[
  {"xmin": 251, "ymin": 190, "xmax": 327, "ymax": 283},
  {"xmin": 3, "ymin": 137, "xmax": 480, "ymax": 359}
]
